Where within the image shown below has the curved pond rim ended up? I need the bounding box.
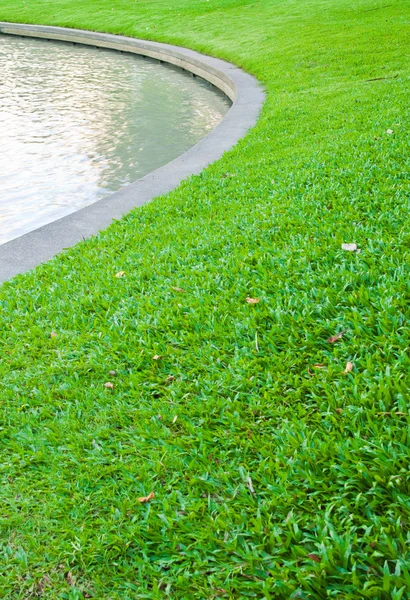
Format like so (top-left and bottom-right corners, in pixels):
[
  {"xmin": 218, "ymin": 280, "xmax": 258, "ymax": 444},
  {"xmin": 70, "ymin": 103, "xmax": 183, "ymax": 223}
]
[{"xmin": 0, "ymin": 22, "xmax": 265, "ymax": 283}]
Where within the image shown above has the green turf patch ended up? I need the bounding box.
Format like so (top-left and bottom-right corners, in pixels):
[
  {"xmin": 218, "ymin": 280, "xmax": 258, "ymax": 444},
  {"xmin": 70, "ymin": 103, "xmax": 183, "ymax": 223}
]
[{"xmin": 0, "ymin": 0, "xmax": 409, "ymax": 597}]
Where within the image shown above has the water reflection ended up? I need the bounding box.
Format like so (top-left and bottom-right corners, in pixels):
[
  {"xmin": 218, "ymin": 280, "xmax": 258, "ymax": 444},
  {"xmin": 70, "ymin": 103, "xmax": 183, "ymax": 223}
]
[{"xmin": 0, "ymin": 35, "xmax": 230, "ymax": 244}]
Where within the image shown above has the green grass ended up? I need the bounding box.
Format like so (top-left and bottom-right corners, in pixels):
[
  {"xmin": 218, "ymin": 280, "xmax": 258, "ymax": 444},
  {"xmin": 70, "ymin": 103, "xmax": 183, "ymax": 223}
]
[{"xmin": 0, "ymin": 0, "xmax": 409, "ymax": 597}]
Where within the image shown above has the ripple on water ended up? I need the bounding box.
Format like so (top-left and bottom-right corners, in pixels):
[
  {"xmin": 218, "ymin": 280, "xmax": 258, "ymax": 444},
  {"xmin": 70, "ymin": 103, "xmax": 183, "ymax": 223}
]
[{"xmin": 0, "ymin": 35, "xmax": 230, "ymax": 244}]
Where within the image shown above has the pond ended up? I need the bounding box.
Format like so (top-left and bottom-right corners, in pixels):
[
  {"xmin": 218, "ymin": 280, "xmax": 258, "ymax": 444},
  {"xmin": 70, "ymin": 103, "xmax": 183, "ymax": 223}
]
[{"xmin": 0, "ymin": 35, "xmax": 230, "ymax": 244}]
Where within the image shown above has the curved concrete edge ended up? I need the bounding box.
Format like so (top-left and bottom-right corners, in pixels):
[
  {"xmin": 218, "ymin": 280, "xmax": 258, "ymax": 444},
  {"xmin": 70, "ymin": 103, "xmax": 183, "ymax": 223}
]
[{"xmin": 0, "ymin": 23, "xmax": 265, "ymax": 283}]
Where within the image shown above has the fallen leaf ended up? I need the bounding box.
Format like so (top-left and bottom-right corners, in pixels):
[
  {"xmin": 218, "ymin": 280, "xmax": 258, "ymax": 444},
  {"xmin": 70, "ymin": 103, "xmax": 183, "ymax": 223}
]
[
  {"xmin": 109, "ymin": 370, "xmax": 117, "ymax": 377},
  {"xmin": 386, "ymin": 128, "xmax": 393, "ymax": 134},
  {"xmin": 171, "ymin": 286, "xmax": 185, "ymax": 293},
  {"xmin": 341, "ymin": 243, "xmax": 357, "ymax": 252},
  {"xmin": 50, "ymin": 331, "xmax": 58, "ymax": 338},
  {"xmin": 313, "ymin": 364, "xmax": 326, "ymax": 369},
  {"xmin": 336, "ymin": 408, "xmax": 343, "ymax": 414},
  {"xmin": 172, "ymin": 415, "xmax": 178, "ymax": 424},
  {"xmin": 153, "ymin": 355, "xmax": 161, "ymax": 360},
  {"xmin": 166, "ymin": 375, "xmax": 175, "ymax": 382},
  {"xmin": 65, "ymin": 572, "xmax": 75, "ymax": 586},
  {"xmin": 326, "ymin": 329, "xmax": 347, "ymax": 343},
  {"xmin": 245, "ymin": 297, "xmax": 260, "ymax": 304},
  {"xmin": 344, "ymin": 361, "xmax": 353, "ymax": 373},
  {"xmin": 248, "ymin": 476, "xmax": 255, "ymax": 494},
  {"xmin": 137, "ymin": 491, "xmax": 155, "ymax": 503},
  {"xmin": 308, "ymin": 554, "xmax": 320, "ymax": 562},
  {"xmin": 115, "ymin": 271, "xmax": 126, "ymax": 278},
  {"xmin": 104, "ymin": 382, "xmax": 114, "ymax": 389}
]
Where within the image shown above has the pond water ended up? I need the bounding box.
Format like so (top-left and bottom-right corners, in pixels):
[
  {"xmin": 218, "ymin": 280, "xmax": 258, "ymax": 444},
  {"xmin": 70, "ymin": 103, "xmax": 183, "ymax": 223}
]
[{"xmin": 0, "ymin": 35, "xmax": 230, "ymax": 244}]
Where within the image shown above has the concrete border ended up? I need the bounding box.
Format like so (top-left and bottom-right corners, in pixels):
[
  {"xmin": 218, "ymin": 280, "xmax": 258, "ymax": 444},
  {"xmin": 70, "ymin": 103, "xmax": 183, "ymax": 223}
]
[{"xmin": 0, "ymin": 23, "xmax": 265, "ymax": 283}]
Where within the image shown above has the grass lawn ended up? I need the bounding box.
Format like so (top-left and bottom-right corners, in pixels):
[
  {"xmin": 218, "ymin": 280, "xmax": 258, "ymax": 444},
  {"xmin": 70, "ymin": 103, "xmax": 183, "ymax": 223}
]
[{"xmin": 0, "ymin": 0, "xmax": 409, "ymax": 597}]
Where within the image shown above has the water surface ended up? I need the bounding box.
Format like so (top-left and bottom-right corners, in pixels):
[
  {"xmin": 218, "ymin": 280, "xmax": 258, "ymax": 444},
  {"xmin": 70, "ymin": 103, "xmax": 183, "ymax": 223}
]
[{"xmin": 0, "ymin": 35, "xmax": 230, "ymax": 244}]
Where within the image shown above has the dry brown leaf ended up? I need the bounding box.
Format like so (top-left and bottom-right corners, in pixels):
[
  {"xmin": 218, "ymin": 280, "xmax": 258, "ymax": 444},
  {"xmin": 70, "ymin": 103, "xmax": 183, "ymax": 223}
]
[
  {"xmin": 344, "ymin": 361, "xmax": 354, "ymax": 373},
  {"xmin": 245, "ymin": 297, "xmax": 260, "ymax": 305},
  {"xmin": 326, "ymin": 329, "xmax": 347, "ymax": 343},
  {"xmin": 153, "ymin": 355, "xmax": 161, "ymax": 361},
  {"xmin": 166, "ymin": 375, "xmax": 175, "ymax": 382},
  {"xmin": 50, "ymin": 331, "xmax": 58, "ymax": 338},
  {"xmin": 137, "ymin": 491, "xmax": 155, "ymax": 503},
  {"xmin": 336, "ymin": 408, "xmax": 343, "ymax": 414},
  {"xmin": 171, "ymin": 286, "xmax": 185, "ymax": 293},
  {"xmin": 308, "ymin": 554, "xmax": 320, "ymax": 562},
  {"xmin": 109, "ymin": 370, "xmax": 117, "ymax": 377},
  {"xmin": 65, "ymin": 572, "xmax": 75, "ymax": 586},
  {"xmin": 104, "ymin": 382, "xmax": 114, "ymax": 389},
  {"xmin": 313, "ymin": 364, "xmax": 326, "ymax": 369},
  {"xmin": 115, "ymin": 271, "xmax": 126, "ymax": 278}
]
